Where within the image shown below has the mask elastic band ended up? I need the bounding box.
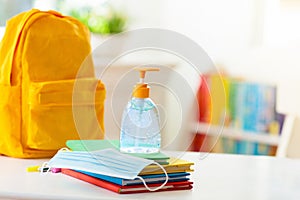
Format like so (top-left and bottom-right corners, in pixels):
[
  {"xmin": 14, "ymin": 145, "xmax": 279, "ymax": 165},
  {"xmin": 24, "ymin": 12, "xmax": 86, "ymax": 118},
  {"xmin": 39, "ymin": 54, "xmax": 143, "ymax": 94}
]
[
  {"xmin": 40, "ymin": 148, "xmax": 69, "ymax": 174},
  {"xmin": 136, "ymin": 161, "xmax": 169, "ymax": 192},
  {"xmin": 59, "ymin": 147, "xmax": 71, "ymax": 152}
]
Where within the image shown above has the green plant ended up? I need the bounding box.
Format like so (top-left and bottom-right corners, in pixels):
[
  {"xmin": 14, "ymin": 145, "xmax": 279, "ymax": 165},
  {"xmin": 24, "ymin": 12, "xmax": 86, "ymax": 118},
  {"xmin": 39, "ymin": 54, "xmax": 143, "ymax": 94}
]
[{"xmin": 69, "ymin": 7, "xmax": 126, "ymax": 35}]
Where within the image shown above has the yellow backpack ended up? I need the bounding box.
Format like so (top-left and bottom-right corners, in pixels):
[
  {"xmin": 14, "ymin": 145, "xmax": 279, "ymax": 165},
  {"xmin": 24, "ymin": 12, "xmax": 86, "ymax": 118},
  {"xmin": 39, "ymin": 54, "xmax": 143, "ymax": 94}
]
[{"xmin": 0, "ymin": 9, "xmax": 106, "ymax": 158}]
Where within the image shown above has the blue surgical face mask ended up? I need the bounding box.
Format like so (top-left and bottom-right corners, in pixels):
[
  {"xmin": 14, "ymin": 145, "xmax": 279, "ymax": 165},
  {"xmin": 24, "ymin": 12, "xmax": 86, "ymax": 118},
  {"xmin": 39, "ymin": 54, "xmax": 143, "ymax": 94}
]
[{"xmin": 46, "ymin": 148, "xmax": 168, "ymax": 191}]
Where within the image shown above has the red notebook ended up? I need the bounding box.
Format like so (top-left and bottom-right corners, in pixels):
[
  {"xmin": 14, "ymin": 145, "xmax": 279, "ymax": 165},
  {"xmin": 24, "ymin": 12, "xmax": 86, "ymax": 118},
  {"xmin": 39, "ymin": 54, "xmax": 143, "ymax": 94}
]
[{"xmin": 62, "ymin": 169, "xmax": 193, "ymax": 194}]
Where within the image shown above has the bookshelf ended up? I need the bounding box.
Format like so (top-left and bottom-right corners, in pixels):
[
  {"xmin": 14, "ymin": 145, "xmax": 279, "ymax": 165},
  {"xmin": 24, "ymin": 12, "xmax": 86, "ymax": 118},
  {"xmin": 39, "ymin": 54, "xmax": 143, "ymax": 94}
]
[
  {"xmin": 192, "ymin": 73, "xmax": 292, "ymax": 156},
  {"xmin": 196, "ymin": 122, "xmax": 280, "ymax": 146},
  {"xmin": 194, "ymin": 115, "xmax": 295, "ymax": 156}
]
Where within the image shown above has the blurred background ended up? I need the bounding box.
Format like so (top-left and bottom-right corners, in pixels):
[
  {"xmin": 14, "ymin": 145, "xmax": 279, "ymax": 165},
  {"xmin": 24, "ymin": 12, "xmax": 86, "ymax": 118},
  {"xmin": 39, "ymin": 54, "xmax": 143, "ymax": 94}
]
[{"xmin": 1, "ymin": 0, "xmax": 300, "ymax": 157}]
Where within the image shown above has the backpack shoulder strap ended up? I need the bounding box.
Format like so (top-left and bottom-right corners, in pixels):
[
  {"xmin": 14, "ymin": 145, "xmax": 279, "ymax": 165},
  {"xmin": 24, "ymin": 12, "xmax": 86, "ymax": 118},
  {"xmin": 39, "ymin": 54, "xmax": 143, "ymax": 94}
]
[{"xmin": 0, "ymin": 9, "xmax": 41, "ymax": 86}]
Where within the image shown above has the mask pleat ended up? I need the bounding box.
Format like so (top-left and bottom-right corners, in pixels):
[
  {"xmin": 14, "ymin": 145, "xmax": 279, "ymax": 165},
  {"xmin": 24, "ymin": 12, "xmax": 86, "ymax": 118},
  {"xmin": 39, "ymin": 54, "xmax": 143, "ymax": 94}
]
[{"xmin": 48, "ymin": 149, "xmax": 154, "ymax": 180}]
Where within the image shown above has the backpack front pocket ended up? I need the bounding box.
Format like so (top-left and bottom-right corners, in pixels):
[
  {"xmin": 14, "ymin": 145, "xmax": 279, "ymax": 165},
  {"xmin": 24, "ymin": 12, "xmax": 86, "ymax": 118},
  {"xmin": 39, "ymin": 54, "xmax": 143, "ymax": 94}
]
[{"xmin": 25, "ymin": 78, "xmax": 105, "ymax": 150}]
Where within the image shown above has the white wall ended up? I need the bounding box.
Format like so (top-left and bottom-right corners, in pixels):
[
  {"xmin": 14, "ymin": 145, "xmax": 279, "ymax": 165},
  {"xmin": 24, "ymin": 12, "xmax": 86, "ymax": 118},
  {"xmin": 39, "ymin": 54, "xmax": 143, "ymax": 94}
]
[{"xmin": 121, "ymin": 0, "xmax": 300, "ymax": 115}]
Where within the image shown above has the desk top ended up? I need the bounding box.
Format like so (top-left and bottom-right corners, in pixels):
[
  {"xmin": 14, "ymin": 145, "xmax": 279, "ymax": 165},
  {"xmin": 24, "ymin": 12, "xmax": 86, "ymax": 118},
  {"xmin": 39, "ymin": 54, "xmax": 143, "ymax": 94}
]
[{"xmin": 0, "ymin": 151, "xmax": 300, "ymax": 200}]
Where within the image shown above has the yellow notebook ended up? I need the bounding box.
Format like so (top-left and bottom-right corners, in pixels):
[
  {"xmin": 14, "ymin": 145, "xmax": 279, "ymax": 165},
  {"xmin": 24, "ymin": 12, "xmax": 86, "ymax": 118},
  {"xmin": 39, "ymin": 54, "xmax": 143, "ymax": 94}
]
[{"xmin": 140, "ymin": 157, "xmax": 194, "ymax": 175}]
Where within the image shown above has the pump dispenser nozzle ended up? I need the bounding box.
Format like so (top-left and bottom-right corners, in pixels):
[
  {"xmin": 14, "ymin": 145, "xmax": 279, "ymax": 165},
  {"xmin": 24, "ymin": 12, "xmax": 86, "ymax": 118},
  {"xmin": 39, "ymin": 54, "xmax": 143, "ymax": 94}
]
[
  {"xmin": 120, "ymin": 67, "xmax": 161, "ymax": 153},
  {"xmin": 133, "ymin": 67, "xmax": 160, "ymax": 98}
]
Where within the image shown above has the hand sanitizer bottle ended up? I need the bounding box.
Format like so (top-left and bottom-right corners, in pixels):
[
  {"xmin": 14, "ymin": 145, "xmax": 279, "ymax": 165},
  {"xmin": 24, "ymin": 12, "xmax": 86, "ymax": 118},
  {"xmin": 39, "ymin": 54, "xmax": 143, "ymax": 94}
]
[{"xmin": 120, "ymin": 67, "xmax": 161, "ymax": 154}]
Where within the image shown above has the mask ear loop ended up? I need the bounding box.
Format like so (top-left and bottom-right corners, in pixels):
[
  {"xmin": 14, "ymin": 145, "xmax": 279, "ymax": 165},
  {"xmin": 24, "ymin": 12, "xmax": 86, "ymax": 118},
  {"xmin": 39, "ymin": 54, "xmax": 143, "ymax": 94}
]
[
  {"xmin": 136, "ymin": 161, "xmax": 169, "ymax": 192},
  {"xmin": 40, "ymin": 148, "xmax": 70, "ymax": 174},
  {"xmin": 59, "ymin": 147, "xmax": 71, "ymax": 152}
]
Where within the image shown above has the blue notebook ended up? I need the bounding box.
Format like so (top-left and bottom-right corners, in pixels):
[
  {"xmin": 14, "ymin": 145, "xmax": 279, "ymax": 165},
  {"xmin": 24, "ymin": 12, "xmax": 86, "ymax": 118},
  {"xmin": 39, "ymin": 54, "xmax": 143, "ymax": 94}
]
[
  {"xmin": 66, "ymin": 140, "xmax": 170, "ymax": 164},
  {"xmin": 76, "ymin": 170, "xmax": 190, "ymax": 186}
]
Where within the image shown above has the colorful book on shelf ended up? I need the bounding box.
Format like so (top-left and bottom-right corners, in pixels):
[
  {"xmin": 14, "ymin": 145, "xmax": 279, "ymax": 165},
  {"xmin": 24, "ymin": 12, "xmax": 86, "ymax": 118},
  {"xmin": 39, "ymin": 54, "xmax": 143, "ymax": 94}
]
[
  {"xmin": 233, "ymin": 82, "xmax": 277, "ymax": 155},
  {"xmin": 61, "ymin": 169, "xmax": 193, "ymax": 194},
  {"xmin": 209, "ymin": 74, "xmax": 229, "ymax": 125},
  {"xmin": 192, "ymin": 75, "xmax": 212, "ymax": 152},
  {"xmin": 77, "ymin": 170, "xmax": 190, "ymax": 186},
  {"xmin": 198, "ymin": 75, "xmax": 211, "ymax": 123},
  {"xmin": 209, "ymin": 74, "xmax": 230, "ymax": 153},
  {"xmin": 66, "ymin": 140, "xmax": 169, "ymax": 164}
]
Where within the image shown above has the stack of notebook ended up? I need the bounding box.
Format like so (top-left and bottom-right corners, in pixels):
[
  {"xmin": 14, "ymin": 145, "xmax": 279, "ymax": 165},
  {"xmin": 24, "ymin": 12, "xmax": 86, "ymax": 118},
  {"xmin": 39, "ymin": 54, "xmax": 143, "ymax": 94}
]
[{"xmin": 61, "ymin": 140, "xmax": 194, "ymax": 194}]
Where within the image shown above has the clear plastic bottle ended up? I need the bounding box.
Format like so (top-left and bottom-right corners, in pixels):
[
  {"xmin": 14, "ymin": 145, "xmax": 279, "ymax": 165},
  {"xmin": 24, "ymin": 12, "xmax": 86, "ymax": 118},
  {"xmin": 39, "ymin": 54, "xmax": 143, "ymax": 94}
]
[
  {"xmin": 120, "ymin": 97, "xmax": 160, "ymax": 153},
  {"xmin": 120, "ymin": 67, "xmax": 161, "ymax": 154}
]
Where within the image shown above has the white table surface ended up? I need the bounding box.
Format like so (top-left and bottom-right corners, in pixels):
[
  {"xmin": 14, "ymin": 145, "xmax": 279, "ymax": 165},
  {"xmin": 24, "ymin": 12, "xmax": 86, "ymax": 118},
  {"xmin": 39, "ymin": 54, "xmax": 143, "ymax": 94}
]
[{"xmin": 0, "ymin": 151, "xmax": 300, "ymax": 200}]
